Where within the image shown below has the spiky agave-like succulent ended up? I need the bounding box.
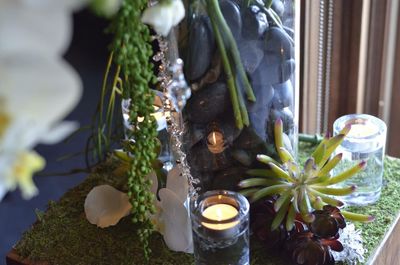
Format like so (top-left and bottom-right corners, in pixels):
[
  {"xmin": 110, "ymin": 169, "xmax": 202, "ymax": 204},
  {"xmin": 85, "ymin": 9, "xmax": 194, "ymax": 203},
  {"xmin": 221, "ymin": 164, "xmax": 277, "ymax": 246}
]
[{"xmin": 239, "ymin": 118, "xmax": 374, "ymax": 231}]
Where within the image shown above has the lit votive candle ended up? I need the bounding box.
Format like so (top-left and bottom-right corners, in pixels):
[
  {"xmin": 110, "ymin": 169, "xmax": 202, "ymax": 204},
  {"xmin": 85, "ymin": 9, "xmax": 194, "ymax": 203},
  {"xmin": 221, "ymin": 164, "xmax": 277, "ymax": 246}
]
[
  {"xmin": 190, "ymin": 190, "xmax": 250, "ymax": 265},
  {"xmin": 207, "ymin": 131, "xmax": 225, "ymax": 154},
  {"xmin": 333, "ymin": 114, "xmax": 387, "ymax": 205}
]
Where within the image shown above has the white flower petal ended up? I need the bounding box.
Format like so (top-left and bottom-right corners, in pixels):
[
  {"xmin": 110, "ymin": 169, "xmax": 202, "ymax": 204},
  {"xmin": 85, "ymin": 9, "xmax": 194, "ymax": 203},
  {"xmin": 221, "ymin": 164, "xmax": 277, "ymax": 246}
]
[
  {"xmin": 84, "ymin": 185, "xmax": 132, "ymax": 228},
  {"xmin": 141, "ymin": 1, "xmax": 184, "ymax": 37},
  {"xmin": 159, "ymin": 188, "xmax": 193, "ymax": 253},
  {"xmin": 0, "ymin": 3, "xmax": 72, "ymax": 56},
  {"xmin": 0, "ymin": 54, "xmax": 82, "ymax": 128},
  {"xmin": 38, "ymin": 121, "xmax": 79, "ymax": 145},
  {"xmin": 0, "ymin": 185, "xmax": 7, "ymax": 202},
  {"xmin": 166, "ymin": 166, "xmax": 188, "ymax": 203},
  {"xmin": 171, "ymin": 0, "xmax": 185, "ymax": 26}
]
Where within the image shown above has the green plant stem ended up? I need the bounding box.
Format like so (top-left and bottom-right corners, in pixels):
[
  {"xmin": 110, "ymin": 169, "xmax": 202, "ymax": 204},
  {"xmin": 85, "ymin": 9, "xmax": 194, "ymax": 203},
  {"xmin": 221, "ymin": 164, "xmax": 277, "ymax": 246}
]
[
  {"xmin": 106, "ymin": 65, "xmax": 121, "ymax": 143},
  {"xmin": 235, "ymin": 76, "xmax": 250, "ymax": 126},
  {"xmin": 207, "ymin": 0, "xmax": 256, "ymax": 102},
  {"xmin": 299, "ymin": 133, "xmax": 324, "ymax": 144},
  {"xmin": 99, "ymin": 52, "xmax": 113, "ymax": 127},
  {"xmin": 208, "ymin": 5, "xmax": 243, "ymax": 129}
]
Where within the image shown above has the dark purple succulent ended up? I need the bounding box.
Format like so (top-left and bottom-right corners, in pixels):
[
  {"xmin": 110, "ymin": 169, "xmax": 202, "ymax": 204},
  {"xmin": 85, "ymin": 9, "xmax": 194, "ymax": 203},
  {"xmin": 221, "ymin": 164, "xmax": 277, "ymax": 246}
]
[
  {"xmin": 310, "ymin": 205, "xmax": 346, "ymax": 239},
  {"xmin": 285, "ymin": 232, "xmax": 335, "ymax": 265},
  {"xmin": 250, "ymin": 197, "xmax": 289, "ymax": 249}
]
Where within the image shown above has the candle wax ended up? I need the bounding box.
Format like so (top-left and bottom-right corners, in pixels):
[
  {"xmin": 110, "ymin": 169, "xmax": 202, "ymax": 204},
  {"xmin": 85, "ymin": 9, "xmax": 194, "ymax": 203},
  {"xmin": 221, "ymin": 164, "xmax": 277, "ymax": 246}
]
[
  {"xmin": 202, "ymin": 204, "xmax": 239, "ymax": 230},
  {"xmin": 348, "ymin": 123, "xmax": 379, "ymax": 138}
]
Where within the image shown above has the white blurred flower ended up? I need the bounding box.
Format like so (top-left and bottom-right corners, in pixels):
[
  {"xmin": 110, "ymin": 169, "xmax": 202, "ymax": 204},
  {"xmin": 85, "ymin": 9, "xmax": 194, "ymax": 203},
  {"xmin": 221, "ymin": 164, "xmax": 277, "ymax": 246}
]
[
  {"xmin": 150, "ymin": 166, "xmax": 193, "ymax": 253},
  {"xmin": 141, "ymin": 0, "xmax": 185, "ymax": 36},
  {"xmin": 0, "ymin": 1, "xmax": 83, "ymax": 200}
]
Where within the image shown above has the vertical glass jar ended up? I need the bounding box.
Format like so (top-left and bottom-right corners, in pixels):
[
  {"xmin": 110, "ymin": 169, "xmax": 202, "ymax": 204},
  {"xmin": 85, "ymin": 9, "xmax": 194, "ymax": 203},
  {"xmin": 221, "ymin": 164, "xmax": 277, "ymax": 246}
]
[
  {"xmin": 333, "ymin": 114, "xmax": 387, "ymax": 205},
  {"xmin": 180, "ymin": 0, "xmax": 299, "ymax": 191}
]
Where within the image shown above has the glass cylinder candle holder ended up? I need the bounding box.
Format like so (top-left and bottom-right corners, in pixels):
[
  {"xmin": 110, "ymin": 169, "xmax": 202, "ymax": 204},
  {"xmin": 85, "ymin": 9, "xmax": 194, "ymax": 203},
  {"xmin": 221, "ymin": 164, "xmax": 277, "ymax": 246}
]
[
  {"xmin": 333, "ymin": 114, "xmax": 387, "ymax": 205},
  {"xmin": 190, "ymin": 190, "xmax": 250, "ymax": 265},
  {"xmin": 122, "ymin": 90, "xmax": 173, "ymax": 169}
]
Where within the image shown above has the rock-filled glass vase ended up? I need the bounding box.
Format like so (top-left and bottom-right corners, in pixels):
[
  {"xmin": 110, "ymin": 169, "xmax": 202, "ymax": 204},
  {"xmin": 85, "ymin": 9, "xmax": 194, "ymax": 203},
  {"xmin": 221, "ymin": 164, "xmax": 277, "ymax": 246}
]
[{"xmin": 180, "ymin": 0, "xmax": 298, "ymax": 192}]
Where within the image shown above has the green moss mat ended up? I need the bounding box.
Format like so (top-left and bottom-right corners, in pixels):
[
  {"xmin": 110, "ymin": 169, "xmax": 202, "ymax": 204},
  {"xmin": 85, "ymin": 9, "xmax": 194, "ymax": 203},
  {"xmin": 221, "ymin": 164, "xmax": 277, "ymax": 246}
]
[{"xmin": 14, "ymin": 145, "xmax": 400, "ymax": 265}]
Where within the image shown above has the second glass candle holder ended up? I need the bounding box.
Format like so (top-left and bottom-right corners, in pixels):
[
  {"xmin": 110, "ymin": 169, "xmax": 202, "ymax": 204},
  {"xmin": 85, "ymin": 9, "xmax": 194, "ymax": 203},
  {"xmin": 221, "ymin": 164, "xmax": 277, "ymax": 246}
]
[
  {"xmin": 190, "ymin": 190, "xmax": 250, "ymax": 265},
  {"xmin": 333, "ymin": 114, "xmax": 387, "ymax": 205}
]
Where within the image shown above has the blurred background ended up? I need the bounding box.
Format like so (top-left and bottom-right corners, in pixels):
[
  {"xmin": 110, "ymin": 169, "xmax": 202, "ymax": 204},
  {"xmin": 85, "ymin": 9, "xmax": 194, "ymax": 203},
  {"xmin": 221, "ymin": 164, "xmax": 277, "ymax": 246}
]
[{"xmin": 0, "ymin": 10, "xmax": 110, "ymax": 262}]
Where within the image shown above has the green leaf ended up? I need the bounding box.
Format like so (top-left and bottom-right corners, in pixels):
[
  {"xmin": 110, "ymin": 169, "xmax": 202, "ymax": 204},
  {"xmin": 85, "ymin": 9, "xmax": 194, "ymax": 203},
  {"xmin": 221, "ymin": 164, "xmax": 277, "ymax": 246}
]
[
  {"xmin": 323, "ymin": 161, "xmax": 366, "ymax": 185},
  {"xmin": 256, "ymin": 154, "xmax": 279, "ymax": 165},
  {"xmin": 268, "ymin": 162, "xmax": 294, "ymax": 182},
  {"xmin": 341, "ymin": 210, "xmax": 374, "ymax": 222},
  {"xmin": 271, "ymin": 195, "xmax": 291, "ymax": 230},
  {"xmin": 278, "ymin": 147, "xmax": 295, "ymax": 164},
  {"xmin": 318, "ymin": 153, "xmax": 343, "ymax": 176},
  {"xmin": 239, "ymin": 188, "xmax": 258, "ymax": 197},
  {"xmin": 238, "ymin": 178, "xmax": 283, "ymax": 188},
  {"xmin": 274, "ymin": 190, "xmax": 292, "ymax": 212},
  {"xmin": 285, "ymin": 203, "xmax": 296, "ymax": 231},
  {"xmin": 308, "ymin": 188, "xmax": 344, "ymax": 207},
  {"xmin": 250, "ymin": 184, "xmax": 290, "ymax": 203},
  {"xmin": 318, "ymin": 134, "xmax": 345, "ymax": 167},
  {"xmin": 299, "ymin": 188, "xmax": 315, "ymax": 223},
  {"xmin": 311, "ymin": 185, "xmax": 356, "ymax": 196}
]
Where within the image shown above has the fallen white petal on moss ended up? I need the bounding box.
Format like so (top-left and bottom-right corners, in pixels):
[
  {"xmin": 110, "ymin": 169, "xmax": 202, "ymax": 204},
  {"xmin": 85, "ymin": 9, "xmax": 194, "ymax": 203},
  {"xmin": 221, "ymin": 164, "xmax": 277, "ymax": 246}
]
[{"xmin": 84, "ymin": 185, "xmax": 132, "ymax": 228}]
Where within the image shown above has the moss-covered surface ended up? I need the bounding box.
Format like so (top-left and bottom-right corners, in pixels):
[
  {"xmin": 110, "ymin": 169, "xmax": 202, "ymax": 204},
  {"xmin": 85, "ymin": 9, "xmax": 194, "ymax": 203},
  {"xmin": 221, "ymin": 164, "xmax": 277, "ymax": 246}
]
[
  {"xmin": 347, "ymin": 155, "xmax": 400, "ymax": 256},
  {"xmin": 14, "ymin": 145, "xmax": 400, "ymax": 265}
]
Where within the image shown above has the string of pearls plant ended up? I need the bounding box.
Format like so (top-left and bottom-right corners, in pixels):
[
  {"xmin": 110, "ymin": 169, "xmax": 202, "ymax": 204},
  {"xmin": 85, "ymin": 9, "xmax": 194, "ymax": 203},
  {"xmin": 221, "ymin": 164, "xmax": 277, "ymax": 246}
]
[{"xmin": 108, "ymin": 0, "xmax": 159, "ymax": 258}]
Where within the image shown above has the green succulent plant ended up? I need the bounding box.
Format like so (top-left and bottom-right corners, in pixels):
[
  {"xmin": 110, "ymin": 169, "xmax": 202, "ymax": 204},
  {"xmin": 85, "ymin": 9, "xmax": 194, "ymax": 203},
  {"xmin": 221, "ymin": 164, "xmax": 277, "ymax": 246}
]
[{"xmin": 239, "ymin": 118, "xmax": 374, "ymax": 231}]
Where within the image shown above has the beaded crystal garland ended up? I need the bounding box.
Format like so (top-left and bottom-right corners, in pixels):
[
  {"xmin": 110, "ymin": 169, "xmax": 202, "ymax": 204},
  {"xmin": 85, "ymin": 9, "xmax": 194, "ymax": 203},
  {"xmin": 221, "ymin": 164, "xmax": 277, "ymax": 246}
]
[{"xmin": 153, "ymin": 34, "xmax": 200, "ymax": 197}]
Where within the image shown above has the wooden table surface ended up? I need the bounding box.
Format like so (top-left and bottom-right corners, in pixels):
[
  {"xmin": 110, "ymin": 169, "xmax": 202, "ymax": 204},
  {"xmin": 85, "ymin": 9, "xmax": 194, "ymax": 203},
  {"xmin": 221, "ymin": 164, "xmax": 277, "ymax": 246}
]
[{"xmin": 366, "ymin": 213, "xmax": 400, "ymax": 264}]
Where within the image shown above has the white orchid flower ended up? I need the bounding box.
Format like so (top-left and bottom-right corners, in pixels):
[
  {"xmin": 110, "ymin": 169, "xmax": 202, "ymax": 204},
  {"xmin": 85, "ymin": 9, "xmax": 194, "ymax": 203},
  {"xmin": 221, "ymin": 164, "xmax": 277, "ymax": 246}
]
[
  {"xmin": 141, "ymin": 0, "xmax": 185, "ymax": 36},
  {"xmin": 0, "ymin": 54, "xmax": 82, "ymax": 200},
  {"xmin": 0, "ymin": 0, "xmax": 88, "ymax": 57},
  {"xmin": 150, "ymin": 166, "xmax": 193, "ymax": 253},
  {"xmin": 0, "ymin": 1, "xmax": 83, "ymax": 200},
  {"xmin": 84, "ymin": 185, "xmax": 132, "ymax": 228},
  {"xmin": 83, "ymin": 167, "xmax": 193, "ymax": 253}
]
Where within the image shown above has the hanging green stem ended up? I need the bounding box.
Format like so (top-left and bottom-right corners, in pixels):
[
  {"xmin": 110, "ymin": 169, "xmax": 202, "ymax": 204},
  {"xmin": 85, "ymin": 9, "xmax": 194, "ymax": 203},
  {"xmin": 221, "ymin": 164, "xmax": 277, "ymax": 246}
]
[
  {"xmin": 235, "ymin": 76, "xmax": 250, "ymax": 126},
  {"xmin": 208, "ymin": 6, "xmax": 244, "ymax": 129},
  {"xmin": 207, "ymin": 0, "xmax": 256, "ymax": 102},
  {"xmin": 105, "ymin": 65, "xmax": 121, "ymax": 142}
]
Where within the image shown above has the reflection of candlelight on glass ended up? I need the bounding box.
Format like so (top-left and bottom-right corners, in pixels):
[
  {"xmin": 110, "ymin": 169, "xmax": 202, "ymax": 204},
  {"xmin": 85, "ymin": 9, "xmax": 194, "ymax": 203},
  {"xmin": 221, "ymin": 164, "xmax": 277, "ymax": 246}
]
[
  {"xmin": 347, "ymin": 120, "xmax": 379, "ymax": 138},
  {"xmin": 137, "ymin": 104, "xmax": 167, "ymax": 131},
  {"xmin": 207, "ymin": 131, "xmax": 225, "ymax": 154},
  {"xmin": 201, "ymin": 203, "xmax": 239, "ymax": 230}
]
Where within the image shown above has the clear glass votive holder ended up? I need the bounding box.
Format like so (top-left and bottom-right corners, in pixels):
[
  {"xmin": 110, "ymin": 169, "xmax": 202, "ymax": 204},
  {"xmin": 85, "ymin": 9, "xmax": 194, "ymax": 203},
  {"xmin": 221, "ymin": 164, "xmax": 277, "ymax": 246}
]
[
  {"xmin": 333, "ymin": 114, "xmax": 387, "ymax": 205},
  {"xmin": 190, "ymin": 190, "xmax": 250, "ymax": 265}
]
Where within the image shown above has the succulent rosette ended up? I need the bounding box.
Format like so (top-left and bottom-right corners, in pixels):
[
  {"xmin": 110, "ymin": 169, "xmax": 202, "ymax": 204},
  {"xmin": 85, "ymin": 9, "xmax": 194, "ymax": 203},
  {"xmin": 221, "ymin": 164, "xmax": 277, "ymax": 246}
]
[
  {"xmin": 238, "ymin": 118, "xmax": 374, "ymax": 265},
  {"xmin": 239, "ymin": 118, "xmax": 374, "ymax": 231}
]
